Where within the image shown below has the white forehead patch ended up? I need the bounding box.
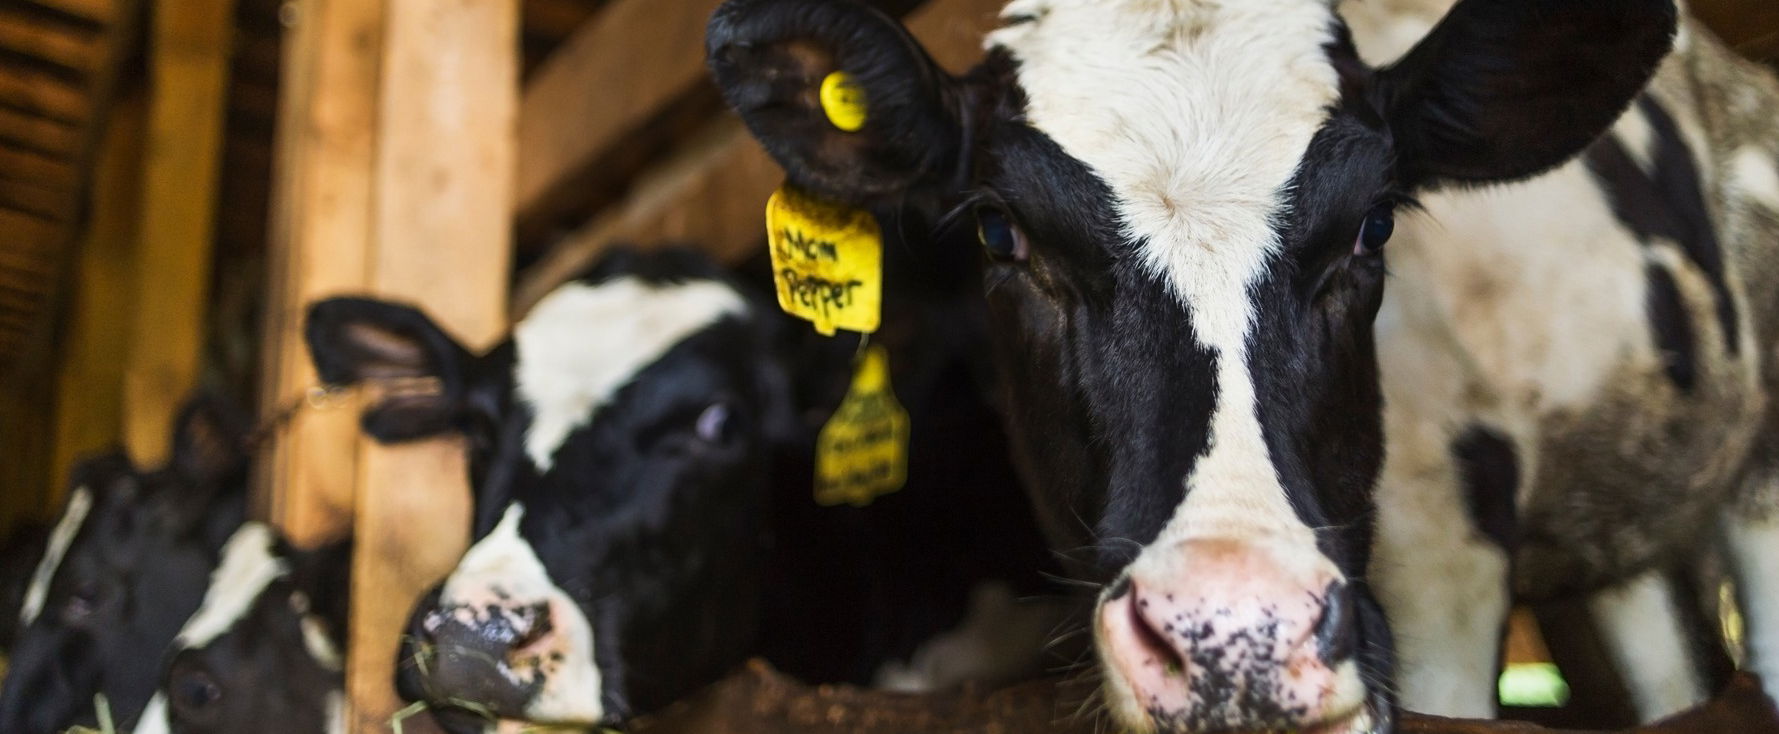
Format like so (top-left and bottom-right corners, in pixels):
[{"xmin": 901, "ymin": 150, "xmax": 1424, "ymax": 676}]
[
  {"xmin": 515, "ymin": 276, "xmax": 747, "ymax": 471},
  {"xmin": 21, "ymin": 485, "xmax": 94, "ymax": 627},
  {"xmin": 175, "ymin": 523, "xmax": 289, "ymax": 650},
  {"xmin": 442, "ymin": 503, "xmax": 604, "ymax": 723},
  {"xmin": 990, "ymin": 0, "xmax": 1339, "ymax": 542}
]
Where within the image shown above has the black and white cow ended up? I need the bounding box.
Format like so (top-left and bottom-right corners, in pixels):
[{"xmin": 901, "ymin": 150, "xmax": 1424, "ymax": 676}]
[
  {"xmin": 709, "ymin": 0, "xmax": 1779, "ymax": 732},
  {"xmin": 0, "ymin": 521, "xmax": 50, "ymax": 654},
  {"xmin": 306, "ymin": 246, "xmax": 1060, "ymax": 731},
  {"xmin": 0, "ymin": 397, "xmax": 250, "ymax": 734},
  {"xmin": 129, "ymin": 524, "xmax": 351, "ymax": 734}
]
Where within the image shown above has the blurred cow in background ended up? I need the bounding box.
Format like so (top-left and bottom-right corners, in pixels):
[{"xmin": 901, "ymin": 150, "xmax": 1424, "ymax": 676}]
[
  {"xmin": 0, "ymin": 397, "xmax": 249, "ymax": 734},
  {"xmin": 129, "ymin": 524, "xmax": 351, "ymax": 734}
]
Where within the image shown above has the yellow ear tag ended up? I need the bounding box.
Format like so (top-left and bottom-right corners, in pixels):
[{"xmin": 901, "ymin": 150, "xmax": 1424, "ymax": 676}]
[
  {"xmin": 764, "ymin": 184, "xmax": 883, "ymax": 336},
  {"xmin": 814, "ymin": 345, "xmax": 909, "ymax": 507},
  {"xmin": 819, "ymin": 70, "xmax": 868, "ymax": 132}
]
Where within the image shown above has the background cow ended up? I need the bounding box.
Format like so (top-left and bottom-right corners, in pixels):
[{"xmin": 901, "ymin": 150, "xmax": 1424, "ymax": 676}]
[
  {"xmin": 130, "ymin": 524, "xmax": 351, "ymax": 734},
  {"xmin": 707, "ymin": 0, "xmax": 1779, "ymax": 732},
  {"xmin": 307, "ymin": 246, "xmax": 1060, "ymax": 731},
  {"xmin": 0, "ymin": 397, "xmax": 249, "ymax": 734}
]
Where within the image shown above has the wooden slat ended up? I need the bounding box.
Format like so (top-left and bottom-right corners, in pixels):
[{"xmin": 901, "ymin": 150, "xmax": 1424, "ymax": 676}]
[
  {"xmin": 0, "ymin": 6, "xmax": 103, "ymax": 73},
  {"xmin": 120, "ymin": 0, "xmax": 237, "ymax": 465},
  {"xmin": 0, "ymin": 64, "xmax": 89, "ymax": 122},
  {"xmin": 514, "ymin": 0, "xmax": 721, "ymax": 226},
  {"xmin": 0, "ymin": 106, "xmax": 80, "ymax": 156},
  {"xmin": 257, "ymin": 0, "xmax": 385, "ymax": 546},
  {"xmin": 346, "ymin": 0, "xmax": 518, "ymax": 731},
  {"xmin": 0, "ymin": 145, "xmax": 77, "ymax": 191},
  {"xmin": 1694, "ymin": 0, "xmax": 1779, "ymax": 58},
  {"xmin": 516, "ymin": 0, "xmax": 1004, "ymax": 311},
  {"xmin": 50, "ymin": 91, "xmax": 141, "ymax": 509},
  {"xmin": 22, "ymin": 0, "xmax": 116, "ymax": 25},
  {"xmin": 0, "ymin": 209, "xmax": 61, "ymax": 251}
]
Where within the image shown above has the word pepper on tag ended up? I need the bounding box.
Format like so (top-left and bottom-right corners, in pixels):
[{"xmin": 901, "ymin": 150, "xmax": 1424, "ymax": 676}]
[
  {"xmin": 765, "ymin": 184, "xmax": 883, "ymax": 336},
  {"xmin": 814, "ymin": 345, "xmax": 909, "ymax": 507}
]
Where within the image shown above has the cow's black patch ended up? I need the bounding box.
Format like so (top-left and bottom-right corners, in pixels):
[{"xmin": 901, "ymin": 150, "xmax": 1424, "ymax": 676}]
[
  {"xmin": 1645, "ymin": 262, "xmax": 1699, "ymax": 391},
  {"xmin": 1451, "ymin": 425, "xmax": 1520, "ymax": 550},
  {"xmin": 1585, "ymin": 98, "xmax": 1739, "ymax": 357}
]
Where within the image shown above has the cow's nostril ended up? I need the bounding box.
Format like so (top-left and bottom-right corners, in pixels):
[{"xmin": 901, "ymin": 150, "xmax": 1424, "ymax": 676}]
[
  {"xmin": 1313, "ymin": 581, "xmax": 1356, "ymax": 664},
  {"xmin": 1127, "ymin": 587, "xmax": 1187, "ymax": 675},
  {"xmin": 511, "ymin": 603, "xmax": 554, "ymax": 651}
]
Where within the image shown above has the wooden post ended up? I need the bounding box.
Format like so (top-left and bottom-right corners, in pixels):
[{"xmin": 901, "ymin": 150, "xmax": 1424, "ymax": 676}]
[
  {"xmin": 351, "ymin": 0, "xmax": 518, "ymax": 731},
  {"xmin": 51, "ymin": 91, "xmax": 145, "ymax": 493},
  {"xmin": 121, "ymin": 0, "xmax": 237, "ymax": 465},
  {"xmin": 257, "ymin": 0, "xmax": 387, "ymax": 545}
]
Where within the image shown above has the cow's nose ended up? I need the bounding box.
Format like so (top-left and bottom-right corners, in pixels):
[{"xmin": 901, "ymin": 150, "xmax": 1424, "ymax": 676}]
[
  {"xmin": 409, "ymin": 601, "xmax": 555, "ymax": 716},
  {"xmin": 1097, "ymin": 538, "xmax": 1366, "ymax": 732}
]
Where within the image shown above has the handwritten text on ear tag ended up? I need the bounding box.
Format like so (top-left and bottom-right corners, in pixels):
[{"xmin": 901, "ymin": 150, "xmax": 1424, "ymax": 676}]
[
  {"xmin": 765, "ymin": 184, "xmax": 883, "ymax": 336},
  {"xmin": 819, "ymin": 71, "xmax": 868, "ymax": 132},
  {"xmin": 814, "ymin": 345, "xmax": 908, "ymax": 507}
]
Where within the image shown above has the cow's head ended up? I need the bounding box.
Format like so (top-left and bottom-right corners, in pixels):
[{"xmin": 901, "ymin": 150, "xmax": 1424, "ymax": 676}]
[
  {"xmin": 131, "ymin": 525, "xmax": 351, "ymax": 734},
  {"xmin": 305, "ymin": 247, "xmax": 793, "ymax": 730},
  {"xmin": 709, "ymin": 1, "xmax": 1675, "ymax": 731},
  {"xmin": 0, "ymin": 397, "xmax": 249, "ymax": 734}
]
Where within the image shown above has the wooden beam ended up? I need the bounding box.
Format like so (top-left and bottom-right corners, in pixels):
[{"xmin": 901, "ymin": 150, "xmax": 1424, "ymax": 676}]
[
  {"xmin": 22, "ymin": 0, "xmax": 117, "ymax": 25},
  {"xmin": 119, "ymin": 0, "xmax": 236, "ymax": 465},
  {"xmin": 50, "ymin": 90, "xmax": 142, "ymax": 497},
  {"xmin": 0, "ymin": 106, "xmax": 78, "ymax": 157},
  {"xmin": 514, "ymin": 0, "xmax": 721, "ymax": 230},
  {"xmin": 515, "ymin": 0, "xmax": 1005, "ymax": 312},
  {"xmin": 0, "ymin": 145, "xmax": 77, "ymax": 191},
  {"xmin": 344, "ymin": 0, "xmax": 517, "ymax": 731},
  {"xmin": 0, "ymin": 6, "xmax": 103, "ymax": 73},
  {"xmin": 0, "ymin": 65, "xmax": 90, "ymax": 123},
  {"xmin": 257, "ymin": 0, "xmax": 385, "ymax": 547}
]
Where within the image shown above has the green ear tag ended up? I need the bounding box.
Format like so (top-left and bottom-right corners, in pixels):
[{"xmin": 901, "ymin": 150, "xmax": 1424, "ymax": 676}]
[
  {"xmin": 820, "ymin": 70, "xmax": 868, "ymax": 132},
  {"xmin": 814, "ymin": 345, "xmax": 909, "ymax": 507}
]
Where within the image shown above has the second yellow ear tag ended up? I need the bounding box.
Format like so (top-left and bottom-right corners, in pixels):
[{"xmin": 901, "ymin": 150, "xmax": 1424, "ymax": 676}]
[
  {"xmin": 815, "ymin": 345, "xmax": 909, "ymax": 507},
  {"xmin": 765, "ymin": 184, "xmax": 883, "ymax": 336},
  {"xmin": 819, "ymin": 71, "xmax": 868, "ymax": 132}
]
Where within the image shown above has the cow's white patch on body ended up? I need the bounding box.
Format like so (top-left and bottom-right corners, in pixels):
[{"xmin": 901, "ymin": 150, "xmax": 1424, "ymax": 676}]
[
  {"xmin": 515, "ymin": 276, "xmax": 746, "ymax": 471},
  {"xmin": 177, "ymin": 523, "xmax": 289, "ymax": 650},
  {"xmin": 1730, "ymin": 146, "xmax": 1779, "ymax": 210},
  {"xmin": 325, "ymin": 689, "xmax": 347, "ymax": 734},
  {"xmin": 130, "ymin": 693, "xmax": 170, "ymax": 734},
  {"xmin": 1587, "ymin": 571, "xmax": 1707, "ymax": 721},
  {"xmin": 872, "ymin": 582, "xmax": 1065, "ymax": 692},
  {"xmin": 21, "ymin": 485, "xmax": 93, "ymax": 627},
  {"xmin": 441, "ymin": 503, "xmax": 603, "ymax": 723}
]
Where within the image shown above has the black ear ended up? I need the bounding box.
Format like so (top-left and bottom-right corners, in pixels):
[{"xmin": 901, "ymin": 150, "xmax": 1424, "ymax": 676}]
[
  {"xmin": 1375, "ymin": 0, "xmax": 1677, "ymax": 188},
  {"xmin": 707, "ymin": 0, "xmax": 966, "ymax": 203},
  {"xmin": 170, "ymin": 392, "xmax": 251, "ymax": 487},
  {"xmin": 304, "ymin": 297, "xmax": 475, "ymax": 443}
]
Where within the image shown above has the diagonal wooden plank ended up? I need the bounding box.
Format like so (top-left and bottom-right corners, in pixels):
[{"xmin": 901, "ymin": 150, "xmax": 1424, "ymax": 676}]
[
  {"xmin": 20, "ymin": 0, "xmax": 116, "ymax": 26},
  {"xmin": 0, "ymin": 63, "xmax": 90, "ymax": 122},
  {"xmin": 0, "ymin": 6, "xmax": 103, "ymax": 73},
  {"xmin": 0, "ymin": 105, "xmax": 80, "ymax": 156}
]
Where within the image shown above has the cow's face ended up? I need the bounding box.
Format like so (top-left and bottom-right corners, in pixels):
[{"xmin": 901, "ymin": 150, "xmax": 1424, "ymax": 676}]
[
  {"xmin": 132, "ymin": 526, "xmax": 351, "ymax": 734},
  {"xmin": 709, "ymin": 1, "xmax": 1675, "ymax": 731},
  {"xmin": 0, "ymin": 399, "xmax": 248, "ymax": 734},
  {"xmin": 305, "ymin": 248, "xmax": 792, "ymax": 730}
]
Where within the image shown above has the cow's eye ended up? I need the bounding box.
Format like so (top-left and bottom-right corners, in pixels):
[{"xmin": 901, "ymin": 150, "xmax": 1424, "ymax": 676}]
[
  {"xmin": 976, "ymin": 208, "xmax": 1030, "ymax": 263},
  {"xmin": 1354, "ymin": 204, "xmax": 1395, "ymax": 257},
  {"xmin": 62, "ymin": 583, "xmax": 100, "ymax": 624},
  {"xmin": 694, "ymin": 402, "xmax": 733, "ymax": 444},
  {"xmin": 172, "ymin": 668, "xmax": 222, "ymax": 712}
]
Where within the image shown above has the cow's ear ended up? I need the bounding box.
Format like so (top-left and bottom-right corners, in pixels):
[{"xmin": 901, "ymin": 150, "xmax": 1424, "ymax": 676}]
[
  {"xmin": 170, "ymin": 392, "xmax": 251, "ymax": 487},
  {"xmin": 707, "ymin": 0, "xmax": 966, "ymax": 203},
  {"xmin": 304, "ymin": 297, "xmax": 475, "ymax": 443},
  {"xmin": 1375, "ymin": 0, "xmax": 1676, "ymax": 188}
]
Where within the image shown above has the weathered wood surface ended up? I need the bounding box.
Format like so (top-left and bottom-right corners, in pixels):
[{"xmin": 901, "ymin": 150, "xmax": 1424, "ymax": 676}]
[
  {"xmin": 635, "ymin": 663, "xmax": 1779, "ymax": 734},
  {"xmin": 343, "ymin": 0, "xmax": 519, "ymax": 732}
]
